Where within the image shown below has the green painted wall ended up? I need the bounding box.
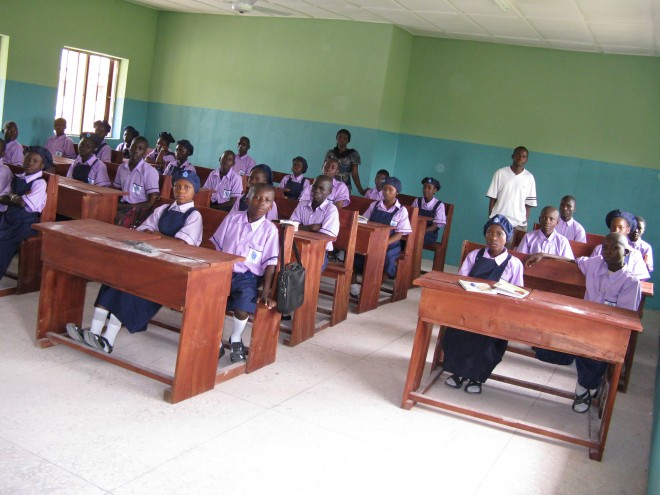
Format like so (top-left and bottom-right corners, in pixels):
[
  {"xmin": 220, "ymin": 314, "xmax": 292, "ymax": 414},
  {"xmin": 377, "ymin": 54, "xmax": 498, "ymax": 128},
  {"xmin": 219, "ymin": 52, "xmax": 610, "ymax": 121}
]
[
  {"xmin": 401, "ymin": 37, "xmax": 660, "ymax": 170},
  {"xmin": 376, "ymin": 26, "xmax": 413, "ymax": 132}
]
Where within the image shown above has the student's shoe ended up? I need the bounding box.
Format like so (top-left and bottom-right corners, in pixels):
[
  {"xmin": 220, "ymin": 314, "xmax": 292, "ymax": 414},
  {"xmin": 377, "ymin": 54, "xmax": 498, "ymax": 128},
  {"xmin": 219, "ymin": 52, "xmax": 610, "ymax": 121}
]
[
  {"xmin": 84, "ymin": 331, "xmax": 113, "ymax": 354},
  {"xmin": 464, "ymin": 380, "xmax": 482, "ymax": 394},
  {"xmin": 83, "ymin": 329, "xmax": 97, "ymax": 347},
  {"xmin": 65, "ymin": 323, "xmax": 85, "ymax": 343},
  {"xmin": 445, "ymin": 374, "xmax": 465, "ymax": 389},
  {"xmin": 350, "ymin": 284, "xmax": 361, "ymax": 299},
  {"xmin": 572, "ymin": 390, "xmax": 592, "ymax": 413},
  {"xmin": 230, "ymin": 341, "xmax": 247, "ymax": 363},
  {"xmin": 281, "ymin": 314, "xmax": 292, "ymax": 321},
  {"xmin": 219, "ymin": 343, "xmax": 226, "ymax": 360}
]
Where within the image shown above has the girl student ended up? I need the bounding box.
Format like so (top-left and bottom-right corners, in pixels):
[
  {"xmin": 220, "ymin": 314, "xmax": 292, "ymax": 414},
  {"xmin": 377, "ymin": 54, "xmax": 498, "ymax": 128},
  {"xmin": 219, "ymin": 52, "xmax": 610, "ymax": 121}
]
[
  {"xmin": 0, "ymin": 146, "xmax": 52, "ymax": 279},
  {"xmin": 145, "ymin": 131, "xmax": 176, "ymax": 168},
  {"xmin": 412, "ymin": 177, "xmax": 446, "ymax": 247},
  {"xmin": 279, "ymin": 156, "xmax": 311, "ymax": 200},
  {"xmin": 92, "ymin": 120, "xmax": 112, "ymax": 163},
  {"xmin": 66, "ymin": 133, "xmax": 111, "ymax": 186},
  {"xmin": 116, "ymin": 126, "xmax": 140, "ymax": 158},
  {"xmin": 205, "ymin": 150, "xmax": 243, "ymax": 211},
  {"xmin": 0, "ymin": 139, "xmax": 10, "ymax": 218},
  {"xmin": 162, "ymin": 139, "xmax": 196, "ymax": 178},
  {"xmin": 229, "ymin": 164, "xmax": 279, "ymax": 220},
  {"xmin": 2, "ymin": 121, "xmax": 24, "ymax": 165},
  {"xmin": 629, "ymin": 215, "xmax": 653, "ymax": 273},
  {"xmin": 525, "ymin": 232, "xmax": 641, "ymax": 413},
  {"xmin": 364, "ymin": 169, "xmax": 389, "ymax": 201},
  {"xmin": 350, "ymin": 177, "xmax": 412, "ymax": 299},
  {"xmin": 66, "ymin": 171, "xmax": 203, "ymax": 353},
  {"xmin": 442, "ymin": 215, "xmax": 524, "ymax": 394}
]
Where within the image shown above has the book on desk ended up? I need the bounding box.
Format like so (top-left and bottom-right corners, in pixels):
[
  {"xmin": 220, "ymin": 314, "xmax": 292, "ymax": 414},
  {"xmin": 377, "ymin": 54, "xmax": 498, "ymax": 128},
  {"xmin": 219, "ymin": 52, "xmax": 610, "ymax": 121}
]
[{"xmin": 458, "ymin": 279, "xmax": 529, "ymax": 299}]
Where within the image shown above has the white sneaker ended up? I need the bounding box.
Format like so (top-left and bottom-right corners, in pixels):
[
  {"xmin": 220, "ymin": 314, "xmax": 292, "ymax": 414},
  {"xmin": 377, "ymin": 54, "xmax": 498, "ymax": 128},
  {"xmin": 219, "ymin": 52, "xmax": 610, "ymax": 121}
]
[{"xmin": 350, "ymin": 284, "xmax": 361, "ymax": 299}]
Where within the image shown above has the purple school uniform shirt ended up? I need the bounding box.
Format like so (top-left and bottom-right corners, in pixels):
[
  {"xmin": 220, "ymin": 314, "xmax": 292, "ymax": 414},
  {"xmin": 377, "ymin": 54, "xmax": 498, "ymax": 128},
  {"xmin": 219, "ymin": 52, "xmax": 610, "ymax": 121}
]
[
  {"xmin": 45, "ymin": 134, "xmax": 76, "ymax": 159},
  {"xmin": 412, "ymin": 197, "xmax": 447, "ymax": 227},
  {"xmin": 204, "ymin": 168, "xmax": 243, "ymax": 204},
  {"xmin": 363, "ymin": 199, "xmax": 413, "ymax": 235},
  {"xmin": 15, "ymin": 171, "xmax": 47, "ymax": 213},
  {"xmin": 113, "ymin": 159, "xmax": 160, "ymax": 204},
  {"xmin": 0, "ymin": 162, "xmax": 12, "ymax": 213},
  {"xmin": 233, "ymin": 154, "xmax": 256, "ymax": 176},
  {"xmin": 145, "ymin": 149, "xmax": 175, "ymax": 165},
  {"xmin": 229, "ymin": 194, "xmax": 279, "ymax": 220},
  {"xmin": 66, "ymin": 155, "xmax": 111, "ymax": 187},
  {"xmin": 630, "ymin": 238, "xmax": 653, "ymax": 273},
  {"xmin": 556, "ymin": 217, "xmax": 587, "ymax": 243},
  {"xmin": 290, "ymin": 199, "xmax": 340, "ymax": 251},
  {"xmin": 163, "ymin": 160, "xmax": 195, "ymax": 176},
  {"xmin": 300, "ymin": 178, "xmax": 350, "ymax": 207},
  {"xmin": 4, "ymin": 140, "xmax": 24, "ymax": 165},
  {"xmin": 210, "ymin": 210, "xmax": 279, "ymax": 276},
  {"xmin": 95, "ymin": 142, "xmax": 112, "ymax": 163},
  {"xmin": 459, "ymin": 248, "xmax": 524, "ymax": 286},
  {"xmin": 517, "ymin": 229, "xmax": 574, "ymax": 258},
  {"xmin": 279, "ymin": 174, "xmax": 311, "ymax": 198},
  {"xmin": 137, "ymin": 202, "xmax": 202, "ymax": 246},
  {"xmin": 576, "ymin": 256, "xmax": 641, "ymax": 310},
  {"xmin": 591, "ymin": 244, "xmax": 650, "ymax": 280},
  {"xmin": 364, "ymin": 188, "xmax": 383, "ymax": 201}
]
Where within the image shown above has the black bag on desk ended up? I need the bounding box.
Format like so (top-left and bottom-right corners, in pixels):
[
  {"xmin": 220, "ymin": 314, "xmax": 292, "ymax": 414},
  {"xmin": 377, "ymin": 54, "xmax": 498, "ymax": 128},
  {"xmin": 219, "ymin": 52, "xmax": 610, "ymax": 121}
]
[{"xmin": 276, "ymin": 225, "xmax": 305, "ymax": 314}]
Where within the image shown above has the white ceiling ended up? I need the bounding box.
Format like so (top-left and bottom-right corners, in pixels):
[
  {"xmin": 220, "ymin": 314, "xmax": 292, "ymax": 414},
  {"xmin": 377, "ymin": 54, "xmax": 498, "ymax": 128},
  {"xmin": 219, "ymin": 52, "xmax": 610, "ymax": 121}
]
[{"xmin": 129, "ymin": 0, "xmax": 660, "ymax": 56}]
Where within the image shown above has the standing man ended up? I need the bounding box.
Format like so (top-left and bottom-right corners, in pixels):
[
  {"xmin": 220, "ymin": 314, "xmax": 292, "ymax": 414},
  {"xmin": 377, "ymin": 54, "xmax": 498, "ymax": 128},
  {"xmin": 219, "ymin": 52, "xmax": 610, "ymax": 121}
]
[{"xmin": 486, "ymin": 146, "xmax": 537, "ymax": 246}]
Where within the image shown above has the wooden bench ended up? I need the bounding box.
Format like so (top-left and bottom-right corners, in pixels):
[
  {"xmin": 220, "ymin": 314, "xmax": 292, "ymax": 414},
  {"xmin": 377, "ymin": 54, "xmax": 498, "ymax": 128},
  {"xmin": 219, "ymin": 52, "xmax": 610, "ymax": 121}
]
[{"xmin": 419, "ymin": 202, "xmax": 455, "ymax": 275}]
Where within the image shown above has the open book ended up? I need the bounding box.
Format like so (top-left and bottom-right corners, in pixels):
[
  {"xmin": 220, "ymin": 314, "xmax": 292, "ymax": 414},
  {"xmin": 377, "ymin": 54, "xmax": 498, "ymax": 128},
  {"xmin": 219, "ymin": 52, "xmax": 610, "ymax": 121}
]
[
  {"xmin": 458, "ymin": 280, "xmax": 497, "ymax": 295},
  {"xmin": 493, "ymin": 280, "xmax": 530, "ymax": 299}
]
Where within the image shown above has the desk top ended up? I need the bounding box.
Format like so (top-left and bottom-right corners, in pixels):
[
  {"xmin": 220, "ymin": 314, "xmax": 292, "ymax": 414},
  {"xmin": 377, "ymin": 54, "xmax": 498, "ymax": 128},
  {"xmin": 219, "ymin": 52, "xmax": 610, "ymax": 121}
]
[{"xmin": 57, "ymin": 176, "xmax": 128, "ymax": 196}]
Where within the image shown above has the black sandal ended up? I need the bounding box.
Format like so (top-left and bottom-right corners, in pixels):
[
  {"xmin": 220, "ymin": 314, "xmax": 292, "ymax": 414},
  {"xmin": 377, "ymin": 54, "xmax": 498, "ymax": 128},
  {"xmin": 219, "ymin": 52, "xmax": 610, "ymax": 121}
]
[
  {"xmin": 445, "ymin": 374, "xmax": 465, "ymax": 389},
  {"xmin": 572, "ymin": 390, "xmax": 591, "ymax": 413},
  {"xmin": 464, "ymin": 380, "xmax": 482, "ymax": 394}
]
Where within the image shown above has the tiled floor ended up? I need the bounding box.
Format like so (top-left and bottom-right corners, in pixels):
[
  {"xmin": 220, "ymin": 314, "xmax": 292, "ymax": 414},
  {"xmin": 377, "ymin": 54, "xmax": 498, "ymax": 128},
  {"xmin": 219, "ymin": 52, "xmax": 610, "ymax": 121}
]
[{"xmin": 0, "ymin": 263, "xmax": 657, "ymax": 494}]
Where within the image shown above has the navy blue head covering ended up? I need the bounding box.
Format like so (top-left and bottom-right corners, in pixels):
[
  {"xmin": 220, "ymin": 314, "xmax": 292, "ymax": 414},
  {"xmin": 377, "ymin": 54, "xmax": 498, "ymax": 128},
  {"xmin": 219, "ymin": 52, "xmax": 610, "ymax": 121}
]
[
  {"xmin": 253, "ymin": 164, "xmax": 273, "ymax": 185},
  {"xmin": 175, "ymin": 170, "xmax": 200, "ymax": 193},
  {"xmin": 293, "ymin": 156, "xmax": 308, "ymax": 174},
  {"xmin": 79, "ymin": 132, "xmax": 102, "ymax": 146},
  {"xmin": 605, "ymin": 209, "xmax": 637, "ymax": 233},
  {"xmin": 483, "ymin": 214, "xmax": 513, "ymax": 241},
  {"xmin": 177, "ymin": 139, "xmax": 194, "ymax": 156},
  {"xmin": 123, "ymin": 125, "xmax": 139, "ymax": 136},
  {"xmin": 159, "ymin": 131, "xmax": 175, "ymax": 144},
  {"xmin": 28, "ymin": 145, "xmax": 53, "ymax": 169},
  {"xmin": 382, "ymin": 176, "xmax": 402, "ymax": 194},
  {"xmin": 421, "ymin": 177, "xmax": 441, "ymax": 191}
]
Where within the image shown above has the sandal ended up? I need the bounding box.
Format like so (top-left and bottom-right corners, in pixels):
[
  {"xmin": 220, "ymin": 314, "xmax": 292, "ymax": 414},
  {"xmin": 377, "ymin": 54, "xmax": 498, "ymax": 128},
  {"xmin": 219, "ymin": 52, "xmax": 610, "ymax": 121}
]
[
  {"xmin": 572, "ymin": 390, "xmax": 591, "ymax": 413},
  {"xmin": 65, "ymin": 323, "xmax": 85, "ymax": 343},
  {"xmin": 464, "ymin": 380, "xmax": 482, "ymax": 394},
  {"xmin": 84, "ymin": 331, "xmax": 114, "ymax": 354},
  {"xmin": 445, "ymin": 374, "xmax": 465, "ymax": 389}
]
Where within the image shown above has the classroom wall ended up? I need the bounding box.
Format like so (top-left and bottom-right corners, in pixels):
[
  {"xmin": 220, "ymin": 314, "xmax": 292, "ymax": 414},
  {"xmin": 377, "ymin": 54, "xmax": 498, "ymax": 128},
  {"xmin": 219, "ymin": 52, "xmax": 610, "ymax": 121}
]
[{"xmin": 0, "ymin": 0, "xmax": 158, "ymax": 146}]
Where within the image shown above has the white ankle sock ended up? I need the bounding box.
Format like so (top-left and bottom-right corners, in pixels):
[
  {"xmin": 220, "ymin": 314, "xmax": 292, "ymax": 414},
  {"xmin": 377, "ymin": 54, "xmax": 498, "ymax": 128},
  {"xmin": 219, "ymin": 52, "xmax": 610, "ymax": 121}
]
[
  {"xmin": 103, "ymin": 314, "xmax": 122, "ymax": 346},
  {"xmin": 350, "ymin": 283, "xmax": 360, "ymax": 294},
  {"xmin": 230, "ymin": 316, "xmax": 248, "ymax": 343},
  {"xmin": 90, "ymin": 307, "xmax": 109, "ymax": 335},
  {"xmin": 575, "ymin": 383, "xmax": 587, "ymax": 396}
]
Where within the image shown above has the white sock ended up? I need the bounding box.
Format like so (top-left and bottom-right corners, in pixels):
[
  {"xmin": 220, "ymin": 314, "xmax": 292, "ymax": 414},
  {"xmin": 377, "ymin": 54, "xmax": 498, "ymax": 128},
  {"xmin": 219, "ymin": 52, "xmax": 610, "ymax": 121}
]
[
  {"xmin": 103, "ymin": 314, "xmax": 122, "ymax": 346},
  {"xmin": 230, "ymin": 316, "xmax": 248, "ymax": 343},
  {"xmin": 90, "ymin": 307, "xmax": 109, "ymax": 335},
  {"xmin": 575, "ymin": 383, "xmax": 587, "ymax": 396}
]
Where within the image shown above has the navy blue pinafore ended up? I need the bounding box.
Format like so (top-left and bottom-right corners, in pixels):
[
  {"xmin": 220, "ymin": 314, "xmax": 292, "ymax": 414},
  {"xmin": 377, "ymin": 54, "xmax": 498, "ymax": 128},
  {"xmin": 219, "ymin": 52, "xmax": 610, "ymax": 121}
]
[
  {"xmin": 95, "ymin": 206, "xmax": 196, "ymax": 333},
  {"xmin": 354, "ymin": 205, "xmax": 402, "ymax": 278},
  {"xmin": 285, "ymin": 178, "xmax": 305, "ymax": 200},
  {"xmin": 72, "ymin": 163, "xmax": 92, "ymax": 183},
  {"xmin": 442, "ymin": 249, "xmax": 511, "ymax": 382},
  {"xmin": 418, "ymin": 197, "xmax": 443, "ymax": 246}
]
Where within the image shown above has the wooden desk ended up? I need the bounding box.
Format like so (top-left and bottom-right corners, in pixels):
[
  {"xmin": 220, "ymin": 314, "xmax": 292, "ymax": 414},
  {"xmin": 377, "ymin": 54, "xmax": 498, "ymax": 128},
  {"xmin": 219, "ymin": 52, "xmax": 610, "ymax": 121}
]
[
  {"xmin": 354, "ymin": 222, "xmax": 392, "ymax": 313},
  {"xmin": 56, "ymin": 177, "xmax": 127, "ymax": 223},
  {"xmin": 402, "ymin": 271, "xmax": 642, "ymax": 461},
  {"xmin": 52, "ymin": 156, "xmax": 74, "ymax": 176},
  {"xmin": 34, "ymin": 219, "xmax": 241, "ymax": 403}
]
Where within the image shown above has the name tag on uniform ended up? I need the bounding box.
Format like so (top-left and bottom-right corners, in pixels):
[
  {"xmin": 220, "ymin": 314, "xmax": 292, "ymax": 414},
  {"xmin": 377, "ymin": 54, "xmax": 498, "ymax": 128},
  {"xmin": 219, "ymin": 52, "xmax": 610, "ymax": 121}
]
[
  {"xmin": 390, "ymin": 220, "xmax": 398, "ymax": 227},
  {"xmin": 246, "ymin": 248, "xmax": 263, "ymax": 264},
  {"xmin": 604, "ymin": 300, "xmax": 616, "ymax": 307},
  {"xmin": 88, "ymin": 178, "xmax": 95, "ymax": 185},
  {"xmin": 239, "ymin": 170, "xmax": 246, "ymax": 176},
  {"xmin": 132, "ymin": 183, "xmax": 143, "ymax": 194},
  {"xmin": 223, "ymin": 189, "xmax": 231, "ymax": 199}
]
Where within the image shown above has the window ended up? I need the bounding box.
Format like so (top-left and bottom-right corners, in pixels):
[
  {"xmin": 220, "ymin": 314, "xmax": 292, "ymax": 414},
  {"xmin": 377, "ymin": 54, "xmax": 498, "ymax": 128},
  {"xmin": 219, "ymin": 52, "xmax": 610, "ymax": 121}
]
[{"xmin": 55, "ymin": 48, "xmax": 119, "ymax": 136}]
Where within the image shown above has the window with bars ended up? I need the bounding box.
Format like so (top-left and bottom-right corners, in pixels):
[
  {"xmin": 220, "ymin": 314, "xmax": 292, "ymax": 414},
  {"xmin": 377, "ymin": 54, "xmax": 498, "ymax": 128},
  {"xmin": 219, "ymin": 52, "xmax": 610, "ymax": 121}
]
[{"xmin": 55, "ymin": 48, "xmax": 120, "ymax": 136}]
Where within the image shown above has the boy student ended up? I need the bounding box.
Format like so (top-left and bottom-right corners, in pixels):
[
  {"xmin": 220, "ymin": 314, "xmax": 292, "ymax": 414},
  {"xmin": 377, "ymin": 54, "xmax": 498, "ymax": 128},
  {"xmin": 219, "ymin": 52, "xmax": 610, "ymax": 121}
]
[
  {"xmin": 299, "ymin": 158, "xmax": 350, "ymax": 208},
  {"xmin": 556, "ymin": 195, "xmax": 586, "ymax": 243},
  {"xmin": 412, "ymin": 177, "xmax": 446, "ymax": 246},
  {"xmin": 525, "ymin": 233, "xmax": 641, "ymax": 413},
  {"xmin": 350, "ymin": 177, "xmax": 411, "ymax": 299},
  {"xmin": 162, "ymin": 139, "xmax": 196, "ymax": 178},
  {"xmin": 116, "ymin": 126, "xmax": 140, "ymax": 158},
  {"xmin": 66, "ymin": 134, "xmax": 111, "ymax": 187},
  {"xmin": 92, "ymin": 120, "xmax": 112, "ymax": 163},
  {"xmin": 364, "ymin": 169, "xmax": 389, "ymax": 201},
  {"xmin": 206, "ymin": 150, "xmax": 243, "ymax": 211},
  {"xmin": 517, "ymin": 206, "xmax": 574, "ymax": 258},
  {"xmin": 2, "ymin": 121, "xmax": 24, "ymax": 165},
  {"xmin": 233, "ymin": 136, "xmax": 256, "ymax": 176},
  {"xmin": 44, "ymin": 118, "xmax": 76, "ymax": 158},
  {"xmin": 210, "ymin": 183, "xmax": 279, "ymax": 362},
  {"xmin": 486, "ymin": 146, "xmax": 537, "ymax": 244},
  {"xmin": 591, "ymin": 210, "xmax": 650, "ymax": 280},
  {"xmin": 66, "ymin": 171, "xmax": 203, "ymax": 354},
  {"xmin": 629, "ymin": 216, "xmax": 653, "ymax": 273}
]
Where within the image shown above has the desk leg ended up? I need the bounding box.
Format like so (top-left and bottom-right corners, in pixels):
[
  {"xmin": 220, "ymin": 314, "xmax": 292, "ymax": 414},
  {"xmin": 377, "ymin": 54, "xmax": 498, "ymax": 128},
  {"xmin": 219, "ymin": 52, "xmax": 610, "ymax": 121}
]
[
  {"xmin": 36, "ymin": 264, "xmax": 86, "ymax": 347},
  {"xmin": 357, "ymin": 229, "xmax": 388, "ymax": 314},
  {"xmin": 288, "ymin": 241, "xmax": 324, "ymax": 346},
  {"xmin": 591, "ymin": 362, "xmax": 623, "ymax": 461},
  {"xmin": 401, "ymin": 317, "xmax": 434, "ymax": 410},
  {"xmin": 410, "ymin": 220, "xmax": 425, "ymax": 285}
]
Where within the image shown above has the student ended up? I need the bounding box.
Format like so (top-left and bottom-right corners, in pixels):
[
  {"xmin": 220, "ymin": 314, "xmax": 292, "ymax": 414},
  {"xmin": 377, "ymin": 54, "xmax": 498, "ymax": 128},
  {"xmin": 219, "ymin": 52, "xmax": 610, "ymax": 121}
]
[
  {"xmin": 162, "ymin": 140, "xmax": 196, "ymax": 178},
  {"xmin": 210, "ymin": 183, "xmax": 279, "ymax": 362},
  {"xmin": 0, "ymin": 139, "xmax": 11, "ymax": 216},
  {"xmin": 525, "ymin": 233, "xmax": 641, "ymax": 413},
  {"xmin": 92, "ymin": 120, "xmax": 112, "ymax": 163},
  {"xmin": 299, "ymin": 158, "xmax": 350, "ymax": 208},
  {"xmin": 206, "ymin": 150, "xmax": 243, "ymax": 211},
  {"xmin": 517, "ymin": 206, "xmax": 574, "ymax": 258},
  {"xmin": 350, "ymin": 177, "xmax": 411, "ymax": 298},
  {"xmin": 486, "ymin": 146, "xmax": 537, "ymax": 242},
  {"xmin": 233, "ymin": 136, "xmax": 256, "ymax": 176},
  {"xmin": 113, "ymin": 136, "xmax": 159, "ymax": 227},
  {"xmin": 115, "ymin": 126, "xmax": 140, "ymax": 158},
  {"xmin": 443, "ymin": 215, "xmax": 524, "ymax": 394},
  {"xmin": 66, "ymin": 134, "xmax": 111, "ymax": 187},
  {"xmin": 145, "ymin": 131, "xmax": 176, "ymax": 167},
  {"xmin": 591, "ymin": 210, "xmax": 650, "ymax": 280},
  {"xmin": 230, "ymin": 165, "xmax": 279, "ymax": 220},
  {"xmin": 65, "ymin": 172, "xmax": 203, "ymax": 353},
  {"xmin": 629, "ymin": 215, "xmax": 653, "ymax": 273},
  {"xmin": 412, "ymin": 177, "xmax": 446, "ymax": 246},
  {"xmin": 44, "ymin": 118, "xmax": 76, "ymax": 158},
  {"xmin": 324, "ymin": 128, "xmax": 366, "ymax": 195},
  {"xmin": 364, "ymin": 169, "xmax": 389, "ymax": 201},
  {"xmin": 556, "ymin": 195, "xmax": 586, "ymax": 242},
  {"xmin": 290, "ymin": 175, "xmax": 340, "ymax": 272},
  {"xmin": 0, "ymin": 146, "xmax": 51, "ymax": 279},
  {"xmin": 279, "ymin": 156, "xmax": 311, "ymax": 200},
  {"xmin": 2, "ymin": 121, "xmax": 24, "ymax": 166}
]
